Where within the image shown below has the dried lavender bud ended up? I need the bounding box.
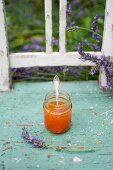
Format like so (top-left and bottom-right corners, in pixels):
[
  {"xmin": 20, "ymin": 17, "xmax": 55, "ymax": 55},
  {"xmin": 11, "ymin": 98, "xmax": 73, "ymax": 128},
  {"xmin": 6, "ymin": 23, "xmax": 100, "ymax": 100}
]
[
  {"xmin": 91, "ymin": 15, "xmax": 100, "ymax": 42},
  {"xmin": 21, "ymin": 127, "xmax": 28, "ymax": 137},
  {"xmin": 90, "ymin": 67, "xmax": 98, "ymax": 75},
  {"xmin": 77, "ymin": 42, "xmax": 84, "ymax": 55},
  {"xmin": 32, "ymin": 139, "xmax": 47, "ymax": 148},
  {"xmin": 66, "ymin": 26, "xmax": 77, "ymax": 32},
  {"xmin": 66, "ymin": 21, "xmax": 77, "ymax": 32}
]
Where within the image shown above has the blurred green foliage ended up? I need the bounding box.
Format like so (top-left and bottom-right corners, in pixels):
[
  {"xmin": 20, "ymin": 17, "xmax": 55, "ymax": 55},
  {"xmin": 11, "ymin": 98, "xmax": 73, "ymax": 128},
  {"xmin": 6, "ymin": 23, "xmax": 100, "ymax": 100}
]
[
  {"xmin": 66, "ymin": 0, "xmax": 105, "ymax": 51},
  {"xmin": 4, "ymin": 0, "xmax": 106, "ymax": 81},
  {"xmin": 5, "ymin": 0, "xmax": 45, "ymax": 52},
  {"xmin": 5, "ymin": 0, "xmax": 105, "ymax": 52}
]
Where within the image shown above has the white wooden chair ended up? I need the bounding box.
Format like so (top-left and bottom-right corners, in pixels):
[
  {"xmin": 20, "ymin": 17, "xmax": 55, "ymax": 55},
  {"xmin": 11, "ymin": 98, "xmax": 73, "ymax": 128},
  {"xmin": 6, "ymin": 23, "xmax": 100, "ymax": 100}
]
[{"xmin": 0, "ymin": 0, "xmax": 113, "ymax": 91}]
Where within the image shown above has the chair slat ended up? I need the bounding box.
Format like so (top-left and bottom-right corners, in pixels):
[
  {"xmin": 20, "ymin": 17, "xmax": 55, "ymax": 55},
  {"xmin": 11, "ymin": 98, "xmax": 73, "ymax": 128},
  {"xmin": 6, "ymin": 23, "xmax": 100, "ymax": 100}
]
[
  {"xmin": 45, "ymin": 0, "xmax": 53, "ymax": 53},
  {"xmin": 0, "ymin": 0, "xmax": 10, "ymax": 91},
  {"xmin": 59, "ymin": 0, "xmax": 67, "ymax": 53},
  {"xmin": 0, "ymin": 0, "xmax": 112, "ymax": 91},
  {"xmin": 9, "ymin": 52, "xmax": 101, "ymax": 68},
  {"xmin": 99, "ymin": 0, "xmax": 113, "ymax": 87},
  {"xmin": 102, "ymin": 0, "xmax": 113, "ymax": 57}
]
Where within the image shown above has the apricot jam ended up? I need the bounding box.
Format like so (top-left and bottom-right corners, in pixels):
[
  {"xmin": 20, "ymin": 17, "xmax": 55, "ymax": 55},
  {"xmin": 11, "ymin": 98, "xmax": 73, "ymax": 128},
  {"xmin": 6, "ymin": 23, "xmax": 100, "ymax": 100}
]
[{"xmin": 43, "ymin": 91, "xmax": 72, "ymax": 134}]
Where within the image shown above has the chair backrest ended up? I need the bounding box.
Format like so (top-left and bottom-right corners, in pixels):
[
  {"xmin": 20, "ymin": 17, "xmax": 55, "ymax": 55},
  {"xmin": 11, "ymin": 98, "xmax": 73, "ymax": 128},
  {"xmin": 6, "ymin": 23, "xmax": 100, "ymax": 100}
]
[{"xmin": 0, "ymin": 0, "xmax": 113, "ymax": 91}]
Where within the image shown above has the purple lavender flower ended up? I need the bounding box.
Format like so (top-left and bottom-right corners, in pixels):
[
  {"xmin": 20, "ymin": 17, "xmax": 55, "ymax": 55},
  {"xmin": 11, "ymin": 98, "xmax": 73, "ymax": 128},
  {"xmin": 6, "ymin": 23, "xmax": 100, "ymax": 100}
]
[
  {"xmin": 90, "ymin": 67, "xmax": 98, "ymax": 75},
  {"xmin": 12, "ymin": 68, "xmax": 18, "ymax": 73},
  {"xmin": 67, "ymin": 21, "xmax": 76, "ymax": 27},
  {"xmin": 52, "ymin": 37, "xmax": 59, "ymax": 47},
  {"xmin": 67, "ymin": 3, "xmax": 72, "ymax": 16},
  {"xmin": 22, "ymin": 39, "xmax": 45, "ymax": 52},
  {"xmin": 101, "ymin": 55, "xmax": 113, "ymax": 89},
  {"xmin": 77, "ymin": 42, "xmax": 101, "ymax": 64},
  {"xmin": 22, "ymin": 44, "xmax": 45, "ymax": 51},
  {"xmin": 68, "ymin": 68, "xmax": 80, "ymax": 78},
  {"xmin": 21, "ymin": 128, "xmax": 47, "ymax": 148},
  {"xmin": 66, "ymin": 21, "xmax": 77, "ymax": 32},
  {"xmin": 91, "ymin": 15, "xmax": 100, "ymax": 42},
  {"xmin": 89, "ymin": 43, "xmax": 100, "ymax": 51},
  {"xmin": 108, "ymin": 68, "xmax": 113, "ymax": 76},
  {"xmin": 77, "ymin": 10, "xmax": 84, "ymax": 18},
  {"xmin": 74, "ymin": 0, "xmax": 80, "ymax": 6},
  {"xmin": 77, "ymin": 42, "xmax": 113, "ymax": 90},
  {"xmin": 21, "ymin": 127, "xmax": 29, "ymax": 137},
  {"xmin": 83, "ymin": 40, "xmax": 100, "ymax": 51}
]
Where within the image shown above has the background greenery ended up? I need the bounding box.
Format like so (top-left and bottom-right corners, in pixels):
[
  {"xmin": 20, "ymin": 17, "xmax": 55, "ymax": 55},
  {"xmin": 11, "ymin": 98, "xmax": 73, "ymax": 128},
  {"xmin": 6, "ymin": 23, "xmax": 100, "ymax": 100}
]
[{"xmin": 4, "ymin": 0, "xmax": 106, "ymax": 81}]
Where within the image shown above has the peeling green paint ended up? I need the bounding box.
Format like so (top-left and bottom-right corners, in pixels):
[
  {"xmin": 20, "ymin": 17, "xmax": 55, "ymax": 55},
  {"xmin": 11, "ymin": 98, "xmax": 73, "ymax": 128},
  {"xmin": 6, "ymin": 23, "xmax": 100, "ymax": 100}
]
[{"xmin": 0, "ymin": 81, "xmax": 113, "ymax": 170}]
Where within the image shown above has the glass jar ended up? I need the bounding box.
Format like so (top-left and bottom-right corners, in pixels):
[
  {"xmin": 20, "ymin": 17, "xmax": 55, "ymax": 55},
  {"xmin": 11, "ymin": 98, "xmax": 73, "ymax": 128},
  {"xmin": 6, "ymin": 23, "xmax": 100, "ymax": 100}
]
[{"xmin": 43, "ymin": 91, "xmax": 72, "ymax": 134}]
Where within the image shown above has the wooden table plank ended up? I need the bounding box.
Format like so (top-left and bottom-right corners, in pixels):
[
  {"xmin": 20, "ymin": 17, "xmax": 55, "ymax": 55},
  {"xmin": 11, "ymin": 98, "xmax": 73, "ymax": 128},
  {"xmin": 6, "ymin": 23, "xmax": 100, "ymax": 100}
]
[{"xmin": 0, "ymin": 81, "xmax": 113, "ymax": 170}]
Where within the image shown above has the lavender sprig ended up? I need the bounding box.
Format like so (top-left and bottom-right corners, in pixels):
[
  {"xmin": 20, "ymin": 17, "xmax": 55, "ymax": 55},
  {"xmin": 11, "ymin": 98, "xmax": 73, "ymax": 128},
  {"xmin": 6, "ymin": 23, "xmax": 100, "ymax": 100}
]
[
  {"xmin": 21, "ymin": 128, "xmax": 95, "ymax": 152},
  {"xmin": 77, "ymin": 43, "xmax": 113, "ymax": 90},
  {"xmin": 66, "ymin": 25, "xmax": 102, "ymax": 39},
  {"xmin": 91, "ymin": 15, "xmax": 101, "ymax": 43},
  {"xmin": 101, "ymin": 55, "xmax": 113, "ymax": 89},
  {"xmin": 83, "ymin": 40, "xmax": 100, "ymax": 51},
  {"xmin": 77, "ymin": 43, "xmax": 101, "ymax": 64},
  {"xmin": 21, "ymin": 127, "xmax": 47, "ymax": 148}
]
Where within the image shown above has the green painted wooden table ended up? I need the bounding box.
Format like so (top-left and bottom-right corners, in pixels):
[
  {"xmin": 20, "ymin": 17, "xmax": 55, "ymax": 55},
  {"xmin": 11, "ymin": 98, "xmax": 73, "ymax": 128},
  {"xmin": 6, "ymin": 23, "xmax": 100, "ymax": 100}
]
[{"xmin": 0, "ymin": 81, "xmax": 113, "ymax": 170}]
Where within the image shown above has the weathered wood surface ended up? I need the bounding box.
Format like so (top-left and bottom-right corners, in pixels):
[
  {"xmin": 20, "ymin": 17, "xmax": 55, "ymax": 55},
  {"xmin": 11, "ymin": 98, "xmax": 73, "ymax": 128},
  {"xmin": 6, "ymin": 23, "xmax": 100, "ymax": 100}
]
[
  {"xmin": 59, "ymin": 0, "xmax": 67, "ymax": 53},
  {"xmin": 0, "ymin": 0, "xmax": 10, "ymax": 91},
  {"xmin": 1, "ymin": 0, "xmax": 113, "ymax": 91},
  {"xmin": 102, "ymin": 0, "xmax": 113, "ymax": 57},
  {"xmin": 9, "ymin": 52, "xmax": 101, "ymax": 68},
  {"xmin": 45, "ymin": 0, "xmax": 52, "ymax": 53},
  {"xmin": 99, "ymin": 0, "xmax": 113, "ymax": 87},
  {"xmin": 0, "ymin": 81, "xmax": 113, "ymax": 170}
]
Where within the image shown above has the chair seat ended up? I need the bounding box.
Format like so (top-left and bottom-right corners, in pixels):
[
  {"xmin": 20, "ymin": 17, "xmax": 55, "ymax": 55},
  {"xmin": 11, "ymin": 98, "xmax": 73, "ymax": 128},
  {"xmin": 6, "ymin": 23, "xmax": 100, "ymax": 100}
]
[{"xmin": 0, "ymin": 80, "xmax": 113, "ymax": 170}]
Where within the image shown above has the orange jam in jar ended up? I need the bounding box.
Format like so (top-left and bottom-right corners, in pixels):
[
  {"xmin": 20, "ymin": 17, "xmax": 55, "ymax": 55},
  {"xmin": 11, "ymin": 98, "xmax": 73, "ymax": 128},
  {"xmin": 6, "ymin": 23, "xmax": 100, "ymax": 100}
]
[{"xmin": 43, "ymin": 91, "xmax": 72, "ymax": 134}]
